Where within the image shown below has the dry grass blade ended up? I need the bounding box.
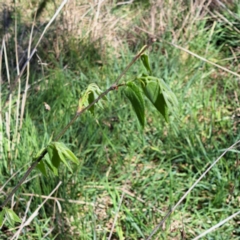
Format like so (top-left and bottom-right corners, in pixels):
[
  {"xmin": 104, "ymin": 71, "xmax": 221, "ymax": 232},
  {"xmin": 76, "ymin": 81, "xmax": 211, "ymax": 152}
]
[
  {"xmin": 21, "ymin": 193, "xmax": 94, "ymax": 206},
  {"xmin": 213, "ymin": 10, "xmax": 240, "ymax": 34},
  {"xmin": 35, "ymin": 0, "xmax": 68, "ymax": 49},
  {"xmin": 147, "ymin": 139, "xmax": 240, "ymax": 239},
  {"xmin": 2, "ymin": 36, "xmax": 12, "ymax": 167},
  {"xmin": 108, "ymin": 192, "xmax": 125, "ymax": 240},
  {"xmin": 12, "ymin": 11, "xmax": 36, "ymax": 160},
  {"xmin": 13, "ymin": 13, "xmax": 21, "ymax": 160},
  {"xmin": 116, "ymin": 0, "xmax": 133, "ymax": 6},
  {"xmin": 12, "ymin": 196, "xmax": 33, "ymax": 240},
  {"xmin": 91, "ymin": 0, "xmax": 105, "ymax": 40},
  {"xmin": 193, "ymin": 210, "xmax": 240, "ymax": 240},
  {"xmin": 2, "ymin": 37, "xmax": 10, "ymax": 84},
  {"xmin": 0, "ymin": 39, "xmax": 3, "ymax": 161},
  {"xmin": 19, "ymin": 16, "xmax": 35, "ymax": 130},
  {"xmin": 168, "ymin": 41, "xmax": 240, "ymax": 79}
]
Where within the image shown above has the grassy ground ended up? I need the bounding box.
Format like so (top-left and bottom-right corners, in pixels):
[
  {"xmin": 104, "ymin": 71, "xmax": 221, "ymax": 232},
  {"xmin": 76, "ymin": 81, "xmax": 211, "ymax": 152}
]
[{"xmin": 1, "ymin": 0, "xmax": 240, "ymax": 239}]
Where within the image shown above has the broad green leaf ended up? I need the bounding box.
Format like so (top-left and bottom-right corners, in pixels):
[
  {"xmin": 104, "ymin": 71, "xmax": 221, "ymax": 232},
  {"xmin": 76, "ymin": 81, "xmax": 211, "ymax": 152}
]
[
  {"xmin": 44, "ymin": 154, "xmax": 59, "ymax": 176},
  {"xmin": 33, "ymin": 147, "xmax": 46, "ymax": 159},
  {"xmin": 36, "ymin": 160, "xmax": 47, "ymax": 176},
  {"xmin": 124, "ymin": 82, "xmax": 145, "ymax": 127},
  {"xmin": 53, "ymin": 142, "xmax": 66, "ymax": 152},
  {"xmin": 5, "ymin": 208, "xmax": 21, "ymax": 226},
  {"xmin": 78, "ymin": 83, "xmax": 105, "ymax": 114},
  {"xmin": 46, "ymin": 144, "xmax": 61, "ymax": 176},
  {"xmin": 140, "ymin": 54, "xmax": 152, "ymax": 74},
  {"xmin": 43, "ymin": 142, "xmax": 79, "ymax": 175},
  {"xmin": 34, "ymin": 148, "xmax": 48, "ymax": 176},
  {"xmin": 63, "ymin": 149, "xmax": 79, "ymax": 164},
  {"xmin": 88, "ymin": 84, "xmax": 105, "ymax": 112},
  {"xmin": 56, "ymin": 146, "xmax": 73, "ymax": 173},
  {"xmin": 141, "ymin": 80, "xmax": 168, "ymax": 122},
  {"xmin": 78, "ymin": 92, "xmax": 89, "ymax": 112},
  {"xmin": 53, "ymin": 142, "xmax": 79, "ymax": 172},
  {"xmin": 152, "ymin": 77, "xmax": 178, "ymax": 117},
  {"xmin": 88, "ymin": 91, "xmax": 95, "ymax": 113},
  {"xmin": 0, "ymin": 210, "xmax": 4, "ymax": 226},
  {"xmin": 47, "ymin": 144, "xmax": 61, "ymax": 169}
]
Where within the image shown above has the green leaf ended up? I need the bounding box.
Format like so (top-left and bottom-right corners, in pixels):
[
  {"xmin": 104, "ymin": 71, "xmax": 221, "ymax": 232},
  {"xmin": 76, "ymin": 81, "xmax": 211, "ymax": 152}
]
[
  {"xmin": 63, "ymin": 149, "xmax": 79, "ymax": 164},
  {"xmin": 54, "ymin": 142, "xmax": 79, "ymax": 172},
  {"xmin": 47, "ymin": 144, "xmax": 61, "ymax": 169},
  {"xmin": 124, "ymin": 82, "xmax": 145, "ymax": 127},
  {"xmin": 0, "ymin": 210, "xmax": 5, "ymax": 226},
  {"xmin": 36, "ymin": 160, "xmax": 47, "ymax": 176},
  {"xmin": 78, "ymin": 83, "xmax": 105, "ymax": 114},
  {"xmin": 44, "ymin": 154, "xmax": 59, "ymax": 176},
  {"xmin": 46, "ymin": 144, "xmax": 61, "ymax": 176},
  {"xmin": 4, "ymin": 208, "xmax": 21, "ymax": 226},
  {"xmin": 88, "ymin": 91, "xmax": 95, "ymax": 113},
  {"xmin": 33, "ymin": 148, "xmax": 48, "ymax": 176},
  {"xmin": 56, "ymin": 148, "xmax": 73, "ymax": 173},
  {"xmin": 150, "ymin": 76, "xmax": 178, "ymax": 113},
  {"xmin": 78, "ymin": 88, "xmax": 90, "ymax": 111},
  {"xmin": 44, "ymin": 142, "xmax": 79, "ymax": 175},
  {"xmin": 141, "ymin": 80, "xmax": 168, "ymax": 122},
  {"xmin": 53, "ymin": 142, "xmax": 66, "ymax": 152},
  {"xmin": 33, "ymin": 147, "xmax": 46, "ymax": 159},
  {"xmin": 140, "ymin": 54, "xmax": 152, "ymax": 74}
]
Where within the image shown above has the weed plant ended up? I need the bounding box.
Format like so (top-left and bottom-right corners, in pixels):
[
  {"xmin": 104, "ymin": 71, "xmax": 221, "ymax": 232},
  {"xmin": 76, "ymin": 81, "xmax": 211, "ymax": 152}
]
[{"xmin": 1, "ymin": 0, "xmax": 240, "ymax": 239}]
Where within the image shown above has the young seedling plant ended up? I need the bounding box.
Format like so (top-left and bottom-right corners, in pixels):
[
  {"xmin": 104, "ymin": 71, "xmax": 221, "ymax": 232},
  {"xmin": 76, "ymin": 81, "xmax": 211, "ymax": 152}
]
[{"xmin": 0, "ymin": 42, "xmax": 178, "ymax": 231}]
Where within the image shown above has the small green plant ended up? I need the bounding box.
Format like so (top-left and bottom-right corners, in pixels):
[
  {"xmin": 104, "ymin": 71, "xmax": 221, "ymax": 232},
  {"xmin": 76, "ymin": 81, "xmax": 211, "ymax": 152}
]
[
  {"xmin": 0, "ymin": 43, "xmax": 177, "ymax": 231},
  {"xmin": 124, "ymin": 53, "xmax": 177, "ymax": 127},
  {"xmin": 0, "ymin": 207, "xmax": 21, "ymax": 227},
  {"xmin": 1, "ymin": 0, "xmax": 240, "ymax": 239},
  {"xmin": 37, "ymin": 141, "xmax": 79, "ymax": 176}
]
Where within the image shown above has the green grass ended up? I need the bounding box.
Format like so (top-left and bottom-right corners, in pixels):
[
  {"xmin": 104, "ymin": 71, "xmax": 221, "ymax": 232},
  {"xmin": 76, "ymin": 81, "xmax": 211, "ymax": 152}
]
[{"xmin": 1, "ymin": 1, "xmax": 240, "ymax": 239}]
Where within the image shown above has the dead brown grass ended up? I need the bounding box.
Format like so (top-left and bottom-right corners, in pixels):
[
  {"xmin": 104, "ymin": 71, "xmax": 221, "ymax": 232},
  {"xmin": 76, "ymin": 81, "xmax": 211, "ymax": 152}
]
[{"xmin": 1, "ymin": 0, "xmax": 236, "ymax": 59}]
